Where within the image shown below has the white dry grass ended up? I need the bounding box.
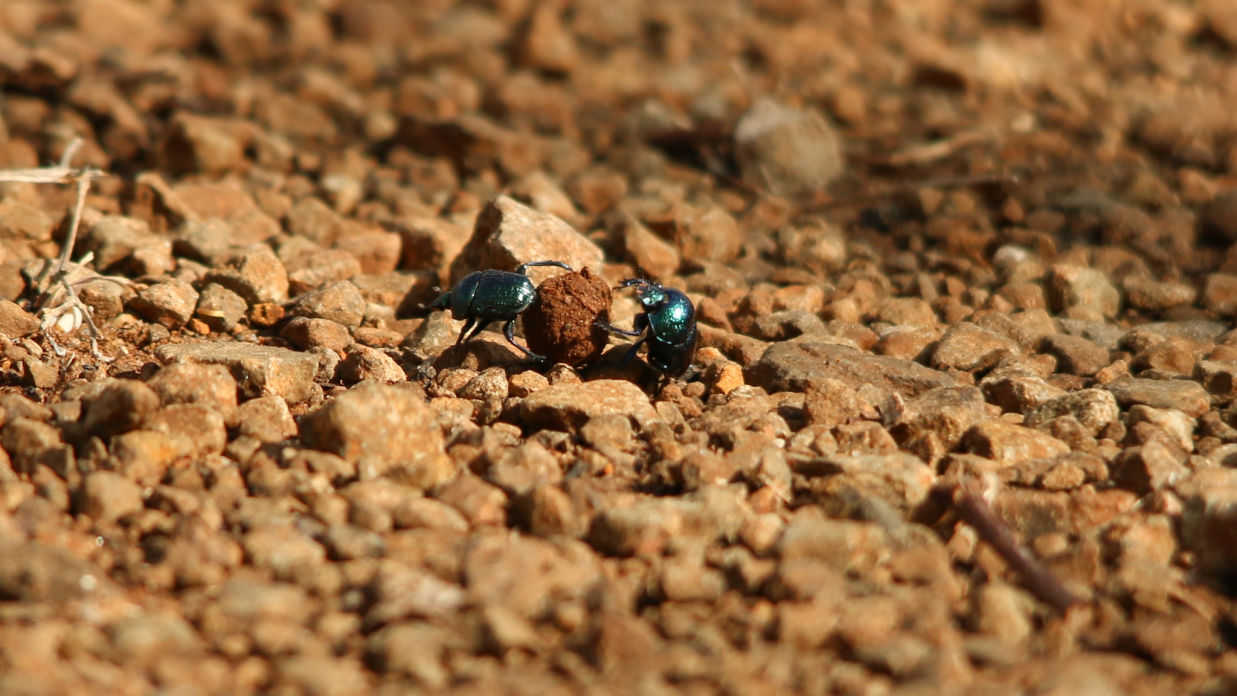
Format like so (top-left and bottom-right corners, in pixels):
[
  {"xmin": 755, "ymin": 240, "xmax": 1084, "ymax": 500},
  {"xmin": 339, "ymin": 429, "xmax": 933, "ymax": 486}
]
[{"xmin": 0, "ymin": 137, "xmax": 123, "ymax": 359}]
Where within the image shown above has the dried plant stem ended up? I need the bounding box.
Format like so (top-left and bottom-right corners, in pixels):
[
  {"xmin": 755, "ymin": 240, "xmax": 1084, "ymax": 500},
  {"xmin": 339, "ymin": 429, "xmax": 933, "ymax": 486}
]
[
  {"xmin": 56, "ymin": 165, "xmax": 92, "ymax": 276},
  {"xmin": 0, "ymin": 138, "xmax": 111, "ymax": 359},
  {"xmin": 952, "ymin": 484, "xmax": 1079, "ymax": 614}
]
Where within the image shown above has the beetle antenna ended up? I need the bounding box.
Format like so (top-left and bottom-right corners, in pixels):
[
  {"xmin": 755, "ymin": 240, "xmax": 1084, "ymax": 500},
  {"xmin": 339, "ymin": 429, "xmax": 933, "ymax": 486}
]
[{"xmin": 614, "ymin": 277, "xmax": 648, "ymax": 291}]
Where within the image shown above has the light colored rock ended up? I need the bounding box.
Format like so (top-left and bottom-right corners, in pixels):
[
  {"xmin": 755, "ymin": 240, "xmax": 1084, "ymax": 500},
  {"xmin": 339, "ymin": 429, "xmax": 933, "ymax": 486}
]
[
  {"xmin": 451, "ymin": 195, "xmax": 604, "ymax": 285},
  {"xmin": 1046, "ymin": 264, "xmax": 1120, "ymax": 318},
  {"xmin": 515, "ymin": 379, "xmax": 658, "ymax": 432},
  {"xmin": 932, "ymin": 322, "xmax": 1020, "ymax": 372},
  {"xmin": 1105, "ymin": 378, "xmax": 1210, "ymax": 417},
  {"xmin": 131, "ymin": 279, "xmax": 199, "ymax": 328},
  {"xmin": 155, "ymin": 342, "xmax": 321, "ymax": 406},
  {"xmin": 301, "ymin": 383, "xmax": 450, "ymax": 487},
  {"xmin": 1024, "ymin": 388, "xmax": 1119, "ymax": 435},
  {"xmin": 734, "ymin": 98, "xmax": 845, "ymax": 199},
  {"xmin": 288, "ymin": 280, "xmax": 365, "ymax": 328}
]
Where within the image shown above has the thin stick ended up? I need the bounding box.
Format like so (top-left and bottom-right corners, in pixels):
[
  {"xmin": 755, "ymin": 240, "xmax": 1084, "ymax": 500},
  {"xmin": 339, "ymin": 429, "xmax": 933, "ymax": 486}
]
[
  {"xmin": 879, "ymin": 128, "xmax": 996, "ymax": 168},
  {"xmin": 952, "ymin": 484, "xmax": 1078, "ymax": 613},
  {"xmin": 58, "ymin": 139, "xmax": 83, "ymax": 168},
  {"xmin": 55, "ymin": 169, "xmax": 93, "ymax": 277},
  {"xmin": 0, "ymin": 138, "xmax": 89, "ymax": 186},
  {"xmin": 0, "ymin": 166, "xmax": 84, "ymax": 184}
]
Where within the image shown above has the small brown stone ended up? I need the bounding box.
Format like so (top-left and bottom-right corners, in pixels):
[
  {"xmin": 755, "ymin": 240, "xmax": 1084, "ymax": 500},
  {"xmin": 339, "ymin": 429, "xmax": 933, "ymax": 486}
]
[
  {"xmin": 452, "ymin": 195, "xmax": 605, "ymax": 287},
  {"xmin": 1201, "ymin": 189, "xmax": 1237, "ymax": 244},
  {"xmin": 131, "ymin": 279, "xmax": 199, "ymax": 329},
  {"xmin": 147, "ymin": 362, "xmax": 239, "ymax": 422},
  {"xmin": 82, "ymin": 379, "xmax": 161, "ymax": 439},
  {"xmin": 0, "ymin": 300, "xmax": 40, "ymax": 339},
  {"xmin": 962, "ymin": 420, "xmax": 1070, "ymax": 466},
  {"xmin": 1203, "ymin": 273, "xmax": 1237, "ymax": 316},
  {"xmin": 803, "ymin": 378, "xmax": 874, "ymax": 427},
  {"xmin": 933, "ymin": 322, "xmax": 1021, "ymax": 372},
  {"xmin": 433, "ymin": 474, "xmax": 507, "ymax": 527},
  {"xmin": 1046, "ymin": 264, "xmax": 1120, "ymax": 318},
  {"xmin": 301, "ymin": 382, "xmax": 448, "ymax": 486},
  {"xmin": 205, "ymin": 245, "xmax": 289, "ymax": 305},
  {"xmin": 281, "ymin": 316, "xmax": 352, "ymax": 352},
  {"xmin": 288, "ymin": 280, "xmax": 366, "ymax": 328},
  {"xmin": 1111, "ymin": 440, "xmax": 1186, "ymax": 494},
  {"xmin": 611, "ymin": 213, "xmax": 679, "ymax": 279},
  {"xmin": 195, "ymin": 283, "xmax": 248, "ymax": 331},
  {"xmin": 234, "ymin": 395, "xmax": 298, "ymax": 442},
  {"xmin": 337, "ymin": 345, "xmax": 406, "ymax": 384},
  {"xmin": 247, "ymin": 302, "xmax": 286, "ymax": 327},
  {"xmin": 1042, "ymin": 333, "xmax": 1109, "ymax": 377},
  {"xmin": 79, "ymin": 470, "xmax": 144, "ymax": 523},
  {"xmin": 145, "ymin": 403, "xmax": 228, "ymax": 459}
]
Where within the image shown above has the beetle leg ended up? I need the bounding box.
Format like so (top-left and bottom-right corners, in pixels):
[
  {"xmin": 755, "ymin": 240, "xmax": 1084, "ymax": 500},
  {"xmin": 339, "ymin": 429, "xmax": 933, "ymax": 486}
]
[
  {"xmin": 619, "ymin": 336, "xmax": 647, "ymax": 364},
  {"xmin": 464, "ymin": 320, "xmax": 491, "ymax": 343},
  {"xmin": 502, "ymin": 320, "xmax": 547, "ymax": 362},
  {"xmin": 595, "ymin": 320, "xmax": 643, "ymax": 338},
  {"xmin": 454, "ymin": 318, "xmax": 477, "ymax": 345},
  {"xmin": 516, "ymin": 260, "xmax": 572, "ymax": 275}
]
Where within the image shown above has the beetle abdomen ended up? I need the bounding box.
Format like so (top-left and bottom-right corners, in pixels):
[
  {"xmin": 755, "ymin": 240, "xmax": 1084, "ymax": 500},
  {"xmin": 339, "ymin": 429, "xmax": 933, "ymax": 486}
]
[
  {"xmin": 466, "ymin": 270, "xmax": 537, "ymax": 320},
  {"xmin": 648, "ymin": 323, "xmax": 698, "ymax": 377}
]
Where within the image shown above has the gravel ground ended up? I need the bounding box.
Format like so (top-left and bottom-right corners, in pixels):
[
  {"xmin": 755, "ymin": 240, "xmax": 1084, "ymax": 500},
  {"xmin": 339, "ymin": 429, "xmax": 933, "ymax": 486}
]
[{"xmin": 4, "ymin": 0, "xmax": 1237, "ymax": 694}]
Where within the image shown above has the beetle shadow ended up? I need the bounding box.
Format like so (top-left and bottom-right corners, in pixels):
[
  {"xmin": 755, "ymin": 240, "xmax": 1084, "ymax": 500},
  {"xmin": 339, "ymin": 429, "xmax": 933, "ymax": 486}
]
[
  {"xmin": 580, "ymin": 345, "xmax": 662, "ymax": 391},
  {"xmin": 431, "ymin": 334, "xmax": 533, "ymax": 372}
]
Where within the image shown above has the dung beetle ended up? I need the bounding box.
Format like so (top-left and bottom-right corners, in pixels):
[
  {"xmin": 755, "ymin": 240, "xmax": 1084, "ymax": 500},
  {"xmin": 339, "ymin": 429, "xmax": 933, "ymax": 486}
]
[
  {"xmin": 597, "ymin": 278, "xmax": 698, "ymax": 379},
  {"xmin": 428, "ymin": 260, "xmax": 571, "ymax": 362}
]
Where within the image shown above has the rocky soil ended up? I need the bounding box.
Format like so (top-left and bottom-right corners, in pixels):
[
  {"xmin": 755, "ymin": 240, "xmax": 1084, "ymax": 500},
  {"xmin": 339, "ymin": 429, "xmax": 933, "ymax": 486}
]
[{"xmin": 4, "ymin": 0, "xmax": 1237, "ymax": 693}]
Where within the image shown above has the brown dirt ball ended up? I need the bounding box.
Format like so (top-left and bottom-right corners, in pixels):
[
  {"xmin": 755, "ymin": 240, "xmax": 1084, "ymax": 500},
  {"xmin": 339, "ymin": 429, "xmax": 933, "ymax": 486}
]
[{"xmin": 523, "ymin": 267, "xmax": 612, "ymax": 366}]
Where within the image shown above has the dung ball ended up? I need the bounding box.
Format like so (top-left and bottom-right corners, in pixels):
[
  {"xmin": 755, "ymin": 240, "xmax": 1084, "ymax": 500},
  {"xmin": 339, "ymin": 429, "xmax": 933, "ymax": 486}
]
[{"xmin": 523, "ymin": 267, "xmax": 612, "ymax": 366}]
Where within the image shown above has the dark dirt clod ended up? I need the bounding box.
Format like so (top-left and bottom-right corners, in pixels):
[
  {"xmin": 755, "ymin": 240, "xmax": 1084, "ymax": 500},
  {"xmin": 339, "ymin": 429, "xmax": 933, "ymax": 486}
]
[{"xmin": 523, "ymin": 267, "xmax": 612, "ymax": 367}]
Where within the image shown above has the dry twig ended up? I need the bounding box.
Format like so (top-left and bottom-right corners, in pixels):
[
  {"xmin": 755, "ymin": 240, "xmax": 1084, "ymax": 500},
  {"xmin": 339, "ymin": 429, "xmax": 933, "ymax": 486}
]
[{"xmin": 951, "ymin": 483, "xmax": 1079, "ymax": 613}]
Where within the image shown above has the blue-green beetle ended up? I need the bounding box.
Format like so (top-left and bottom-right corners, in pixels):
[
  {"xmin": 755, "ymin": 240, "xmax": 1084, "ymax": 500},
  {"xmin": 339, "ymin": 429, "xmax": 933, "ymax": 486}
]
[
  {"xmin": 597, "ymin": 278, "xmax": 697, "ymax": 378},
  {"xmin": 427, "ymin": 260, "xmax": 571, "ymax": 361}
]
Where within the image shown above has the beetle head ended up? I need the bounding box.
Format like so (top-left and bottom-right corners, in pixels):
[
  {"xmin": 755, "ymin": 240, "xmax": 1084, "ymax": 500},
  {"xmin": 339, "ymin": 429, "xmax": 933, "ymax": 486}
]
[
  {"xmin": 448, "ymin": 272, "xmax": 482, "ymax": 318},
  {"xmin": 617, "ymin": 278, "xmax": 667, "ymax": 310}
]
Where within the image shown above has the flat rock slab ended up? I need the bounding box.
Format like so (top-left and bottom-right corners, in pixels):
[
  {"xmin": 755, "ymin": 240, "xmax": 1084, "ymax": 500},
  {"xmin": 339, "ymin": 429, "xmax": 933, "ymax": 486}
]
[
  {"xmin": 155, "ymin": 342, "xmax": 321, "ymax": 406},
  {"xmin": 1139, "ymin": 320, "xmax": 1229, "ymax": 344},
  {"xmin": 1105, "ymin": 377, "xmax": 1211, "ymax": 417},
  {"xmin": 514, "ymin": 379, "xmax": 658, "ymax": 432},
  {"xmin": 745, "ymin": 341, "xmax": 958, "ymax": 401}
]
